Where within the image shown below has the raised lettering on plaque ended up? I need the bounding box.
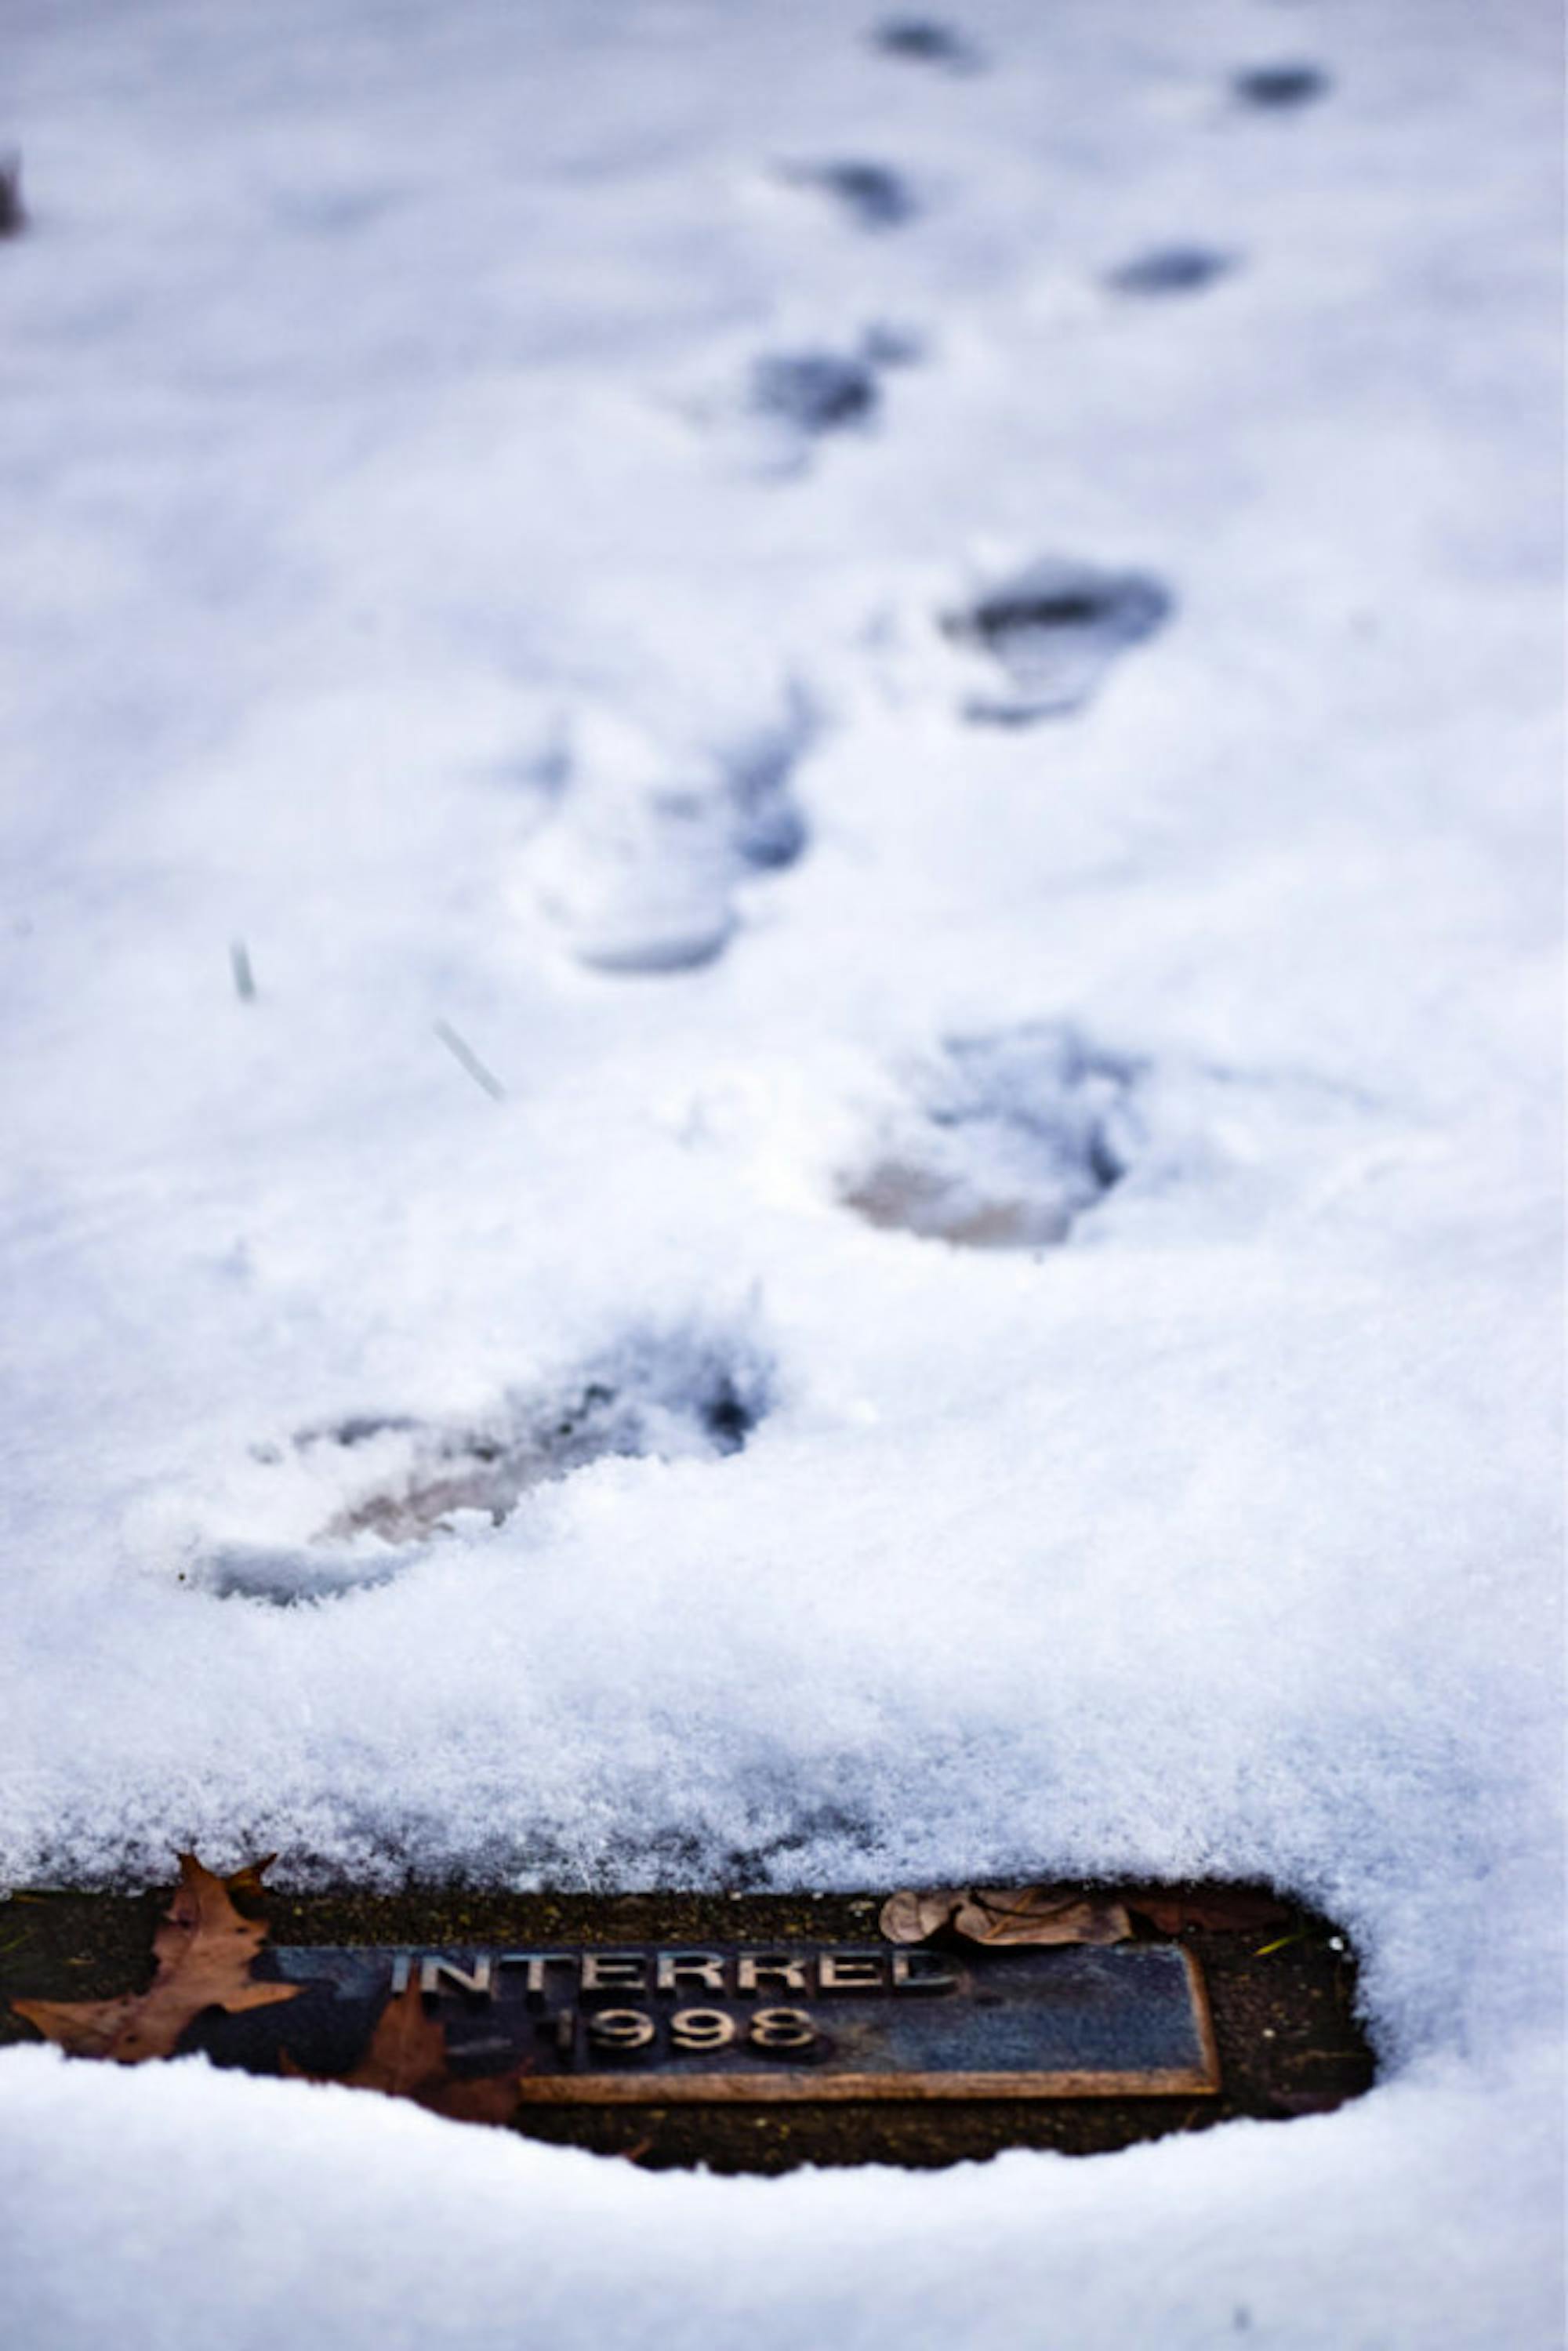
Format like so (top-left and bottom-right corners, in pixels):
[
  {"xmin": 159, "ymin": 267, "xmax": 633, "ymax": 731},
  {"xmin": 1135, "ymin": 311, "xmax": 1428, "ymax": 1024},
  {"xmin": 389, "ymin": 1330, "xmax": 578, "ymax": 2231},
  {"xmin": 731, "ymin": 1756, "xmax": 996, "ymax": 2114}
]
[{"xmin": 269, "ymin": 1940, "xmax": 1220, "ymax": 2103}]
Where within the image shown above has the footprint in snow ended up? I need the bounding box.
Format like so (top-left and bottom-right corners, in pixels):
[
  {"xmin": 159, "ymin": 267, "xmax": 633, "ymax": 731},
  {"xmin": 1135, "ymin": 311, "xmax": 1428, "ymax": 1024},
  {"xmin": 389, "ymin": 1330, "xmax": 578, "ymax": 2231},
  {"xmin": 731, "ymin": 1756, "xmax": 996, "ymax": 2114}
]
[
  {"xmin": 751, "ymin": 350, "xmax": 881, "ymax": 437},
  {"xmin": 183, "ymin": 1329, "xmax": 771, "ymax": 1604},
  {"xmin": 860, "ymin": 321, "xmax": 925, "ymax": 369},
  {"xmin": 942, "ymin": 557, "xmax": 1172, "ymax": 724},
  {"xmin": 1105, "ymin": 245, "xmax": 1237, "ymax": 299},
  {"xmin": 870, "ymin": 16, "xmax": 984, "ymax": 72},
  {"xmin": 722, "ymin": 327, "xmax": 921, "ymax": 475},
  {"xmin": 780, "ymin": 160, "xmax": 919, "ymax": 231},
  {"xmin": 1232, "ymin": 63, "xmax": 1330, "ymax": 111},
  {"xmin": 841, "ymin": 1024, "xmax": 1140, "ymax": 1249},
  {"xmin": 526, "ymin": 697, "xmax": 814, "ymax": 975}
]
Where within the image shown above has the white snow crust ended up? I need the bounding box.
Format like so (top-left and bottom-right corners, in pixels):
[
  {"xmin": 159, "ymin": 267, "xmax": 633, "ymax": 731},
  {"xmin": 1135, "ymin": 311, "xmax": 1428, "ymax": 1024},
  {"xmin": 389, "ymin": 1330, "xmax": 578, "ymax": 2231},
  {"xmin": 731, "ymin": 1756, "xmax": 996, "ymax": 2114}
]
[{"xmin": 0, "ymin": 0, "xmax": 1561, "ymax": 2342}]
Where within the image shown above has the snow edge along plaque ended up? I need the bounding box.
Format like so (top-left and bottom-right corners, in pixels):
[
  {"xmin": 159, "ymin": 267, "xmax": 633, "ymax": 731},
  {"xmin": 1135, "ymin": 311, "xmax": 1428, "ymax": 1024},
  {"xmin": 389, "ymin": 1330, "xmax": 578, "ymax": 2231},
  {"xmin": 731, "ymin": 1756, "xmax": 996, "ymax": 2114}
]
[{"xmin": 269, "ymin": 1939, "xmax": 1221, "ymax": 2102}]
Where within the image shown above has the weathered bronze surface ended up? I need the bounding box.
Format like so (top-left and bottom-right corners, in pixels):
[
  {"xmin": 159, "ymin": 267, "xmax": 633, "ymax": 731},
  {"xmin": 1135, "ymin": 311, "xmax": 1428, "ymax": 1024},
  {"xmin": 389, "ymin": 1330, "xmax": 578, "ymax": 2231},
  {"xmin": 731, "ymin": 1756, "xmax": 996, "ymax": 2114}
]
[{"xmin": 264, "ymin": 1939, "xmax": 1220, "ymax": 2102}]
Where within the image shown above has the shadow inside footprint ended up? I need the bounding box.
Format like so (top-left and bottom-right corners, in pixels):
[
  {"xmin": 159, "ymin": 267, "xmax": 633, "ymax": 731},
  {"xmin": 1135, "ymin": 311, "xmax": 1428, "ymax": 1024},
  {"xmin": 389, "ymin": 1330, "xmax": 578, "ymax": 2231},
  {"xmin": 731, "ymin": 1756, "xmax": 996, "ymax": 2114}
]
[
  {"xmin": 196, "ymin": 1330, "xmax": 771, "ymax": 1602},
  {"xmin": 0, "ymin": 154, "xmax": 25, "ymax": 239},
  {"xmin": 860, "ymin": 321, "xmax": 925, "ymax": 369},
  {"xmin": 1232, "ymin": 63, "xmax": 1330, "ymax": 111},
  {"xmin": 751, "ymin": 350, "xmax": 880, "ymax": 437},
  {"xmin": 742, "ymin": 328, "xmax": 922, "ymax": 470},
  {"xmin": 725, "ymin": 718, "xmax": 812, "ymax": 873},
  {"xmin": 274, "ymin": 185, "xmax": 401, "ymax": 237},
  {"xmin": 782, "ymin": 161, "xmax": 918, "ymax": 230},
  {"xmin": 944, "ymin": 558, "xmax": 1171, "ymax": 723},
  {"xmin": 871, "ymin": 17, "xmax": 983, "ymax": 71},
  {"xmin": 842, "ymin": 1024, "xmax": 1138, "ymax": 1249},
  {"xmin": 1106, "ymin": 245, "xmax": 1236, "ymax": 298}
]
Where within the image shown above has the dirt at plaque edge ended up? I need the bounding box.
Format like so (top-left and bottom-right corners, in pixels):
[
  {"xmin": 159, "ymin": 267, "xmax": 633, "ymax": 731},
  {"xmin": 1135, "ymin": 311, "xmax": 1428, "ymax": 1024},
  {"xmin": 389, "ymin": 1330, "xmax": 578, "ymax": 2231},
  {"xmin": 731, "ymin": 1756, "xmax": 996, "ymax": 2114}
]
[{"xmin": 0, "ymin": 1881, "xmax": 1374, "ymax": 2175}]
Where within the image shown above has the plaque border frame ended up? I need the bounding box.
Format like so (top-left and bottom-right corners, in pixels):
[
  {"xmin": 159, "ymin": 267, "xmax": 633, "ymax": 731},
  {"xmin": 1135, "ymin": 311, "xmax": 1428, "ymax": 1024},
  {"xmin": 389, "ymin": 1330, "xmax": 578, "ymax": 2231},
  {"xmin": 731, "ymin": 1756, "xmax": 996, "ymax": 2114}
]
[{"xmin": 506, "ymin": 1948, "xmax": 1221, "ymax": 2104}]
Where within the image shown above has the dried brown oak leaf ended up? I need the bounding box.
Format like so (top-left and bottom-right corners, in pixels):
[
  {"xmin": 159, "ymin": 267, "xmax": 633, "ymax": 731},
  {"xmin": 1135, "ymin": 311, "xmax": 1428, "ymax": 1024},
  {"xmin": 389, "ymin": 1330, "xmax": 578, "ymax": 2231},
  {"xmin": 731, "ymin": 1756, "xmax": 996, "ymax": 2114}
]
[
  {"xmin": 880, "ymin": 1886, "xmax": 1132, "ymax": 1947},
  {"xmin": 11, "ymin": 1853, "xmax": 299, "ymax": 2062},
  {"xmin": 282, "ymin": 1983, "xmax": 528, "ymax": 2127}
]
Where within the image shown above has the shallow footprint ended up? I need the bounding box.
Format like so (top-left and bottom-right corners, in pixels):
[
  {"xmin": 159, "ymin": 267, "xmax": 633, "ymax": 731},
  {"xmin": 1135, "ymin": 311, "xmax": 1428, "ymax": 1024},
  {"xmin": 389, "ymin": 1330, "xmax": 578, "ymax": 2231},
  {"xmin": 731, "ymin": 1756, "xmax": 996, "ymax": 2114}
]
[
  {"xmin": 750, "ymin": 350, "xmax": 881, "ymax": 437},
  {"xmin": 532, "ymin": 789, "xmax": 742, "ymax": 975},
  {"xmin": 841, "ymin": 1024, "xmax": 1140, "ymax": 1248},
  {"xmin": 1105, "ymin": 245, "xmax": 1236, "ymax": 299},
  {"xmin": 870, "ymin": 17, "xmax": 984, "ymax": 72},
  {"xmin": 781, "ymin": 160, "xmax": 918, "ymax": 231},
  {"xmin": 1232, "ymin": 63, "xmax": 1330, "ymax": 112},
  {"xmin": 942, "ymin": 557, "xmax": 1172, "ymax": 723},
  {"xmin": 188, "ymin": 1328, "xmax": 771, "ymax": 1603},
  {"xmin": 528, "ymin": 698, "xmax": 815, "ymax": 976}
]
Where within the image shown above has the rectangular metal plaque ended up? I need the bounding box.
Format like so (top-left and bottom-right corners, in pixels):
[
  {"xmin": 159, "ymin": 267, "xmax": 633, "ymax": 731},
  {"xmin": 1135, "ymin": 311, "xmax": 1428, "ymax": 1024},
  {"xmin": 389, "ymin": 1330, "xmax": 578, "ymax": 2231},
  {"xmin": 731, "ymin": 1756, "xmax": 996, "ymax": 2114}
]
[{"xmin": 269, "ymin": 1941, "xmax": 1219, "ymax": 2102}]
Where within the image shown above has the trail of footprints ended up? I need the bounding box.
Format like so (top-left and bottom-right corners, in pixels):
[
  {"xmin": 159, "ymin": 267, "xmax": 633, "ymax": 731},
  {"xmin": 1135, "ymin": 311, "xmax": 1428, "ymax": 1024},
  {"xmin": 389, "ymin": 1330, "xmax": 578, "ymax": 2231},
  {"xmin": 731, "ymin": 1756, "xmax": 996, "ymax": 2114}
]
[
  {"xmin": 194, "ymin": 1018, "xmax": 1151, "ymax": 1602},
  {"xmin": 150, "ymin": 23, "xmax": 1335, "ymax": 1598},
  {"xmin": 194, "ymin": 1330, "xmax": 770, "ymax": 1604},
  {"xmin": 523, "ymin": 24, "xmax": 1330, "ymax": 975}
]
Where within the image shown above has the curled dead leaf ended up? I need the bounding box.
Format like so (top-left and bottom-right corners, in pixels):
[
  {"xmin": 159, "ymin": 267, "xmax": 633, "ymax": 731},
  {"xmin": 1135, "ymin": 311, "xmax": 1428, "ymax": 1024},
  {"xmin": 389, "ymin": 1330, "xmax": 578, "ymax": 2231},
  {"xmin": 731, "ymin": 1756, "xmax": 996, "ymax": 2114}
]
[
  {"xmin": 879, "ymin": 1889, "xmax": 962, "ymax": 1944},
  {"xmin": 880, "ymin": 1885, "xmax": 1131, "ymax": 1949},
  {"xmin": 10, "ymin": 1854, "xmax": 299, "ymax": 2063},
  {"xmin": 953, "ymin": 1889, "xmax": 1133, "ymax": 1946}
]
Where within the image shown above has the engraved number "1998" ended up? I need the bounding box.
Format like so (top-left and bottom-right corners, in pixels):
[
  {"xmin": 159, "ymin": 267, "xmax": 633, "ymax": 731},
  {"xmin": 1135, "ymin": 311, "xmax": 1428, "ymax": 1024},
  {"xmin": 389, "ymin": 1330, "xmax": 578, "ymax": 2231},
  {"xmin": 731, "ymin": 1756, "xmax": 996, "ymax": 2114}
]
[{"xmin": 587, "ymin": 2007, "xmax": 815, "ymax": 2052}]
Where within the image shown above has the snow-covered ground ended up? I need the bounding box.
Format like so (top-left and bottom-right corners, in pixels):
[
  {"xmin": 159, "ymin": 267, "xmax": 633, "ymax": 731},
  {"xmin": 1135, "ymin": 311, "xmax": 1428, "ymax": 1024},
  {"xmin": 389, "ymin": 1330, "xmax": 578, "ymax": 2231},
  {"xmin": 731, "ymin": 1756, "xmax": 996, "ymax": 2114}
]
[{"xmin": 0, "ymin": 0, "xmax": 1561, "ymax": 2342}]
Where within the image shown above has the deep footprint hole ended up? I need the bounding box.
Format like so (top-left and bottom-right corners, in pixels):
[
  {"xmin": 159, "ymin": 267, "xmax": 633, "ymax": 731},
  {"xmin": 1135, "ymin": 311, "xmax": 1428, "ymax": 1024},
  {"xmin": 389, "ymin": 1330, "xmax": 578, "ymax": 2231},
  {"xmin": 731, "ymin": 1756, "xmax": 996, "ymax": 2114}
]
[
  {"xmin": 842, "ymin": 1024, "xmax": 1140, "ymax": 1249},
  {"xmin": 195, "ymin": 1330, "xmax": 772, "ymax": 1604}
]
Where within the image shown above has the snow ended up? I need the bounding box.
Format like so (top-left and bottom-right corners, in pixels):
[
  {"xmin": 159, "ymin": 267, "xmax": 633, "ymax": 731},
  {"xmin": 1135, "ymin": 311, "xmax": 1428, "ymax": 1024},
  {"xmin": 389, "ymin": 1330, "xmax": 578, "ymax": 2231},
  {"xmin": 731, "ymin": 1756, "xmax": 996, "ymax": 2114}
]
[
  {"xmin": 0, "ymin": 0, "xmax": 1561, "ymax": 2342},
  {"xmin": 2, "ymin": 2041, "xmax": 1562, "ymax": 2351}
]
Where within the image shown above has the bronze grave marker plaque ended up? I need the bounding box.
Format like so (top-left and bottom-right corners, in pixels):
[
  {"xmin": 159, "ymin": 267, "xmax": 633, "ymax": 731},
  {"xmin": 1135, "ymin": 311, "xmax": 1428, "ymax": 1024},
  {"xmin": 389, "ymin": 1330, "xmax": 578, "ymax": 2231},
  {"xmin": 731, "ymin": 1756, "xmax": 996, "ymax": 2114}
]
[
  {"xmin": 2, "ymin": 1881, "xmax": 1376, "ymax": 2168},
  {"xmin": 265, "ymin": 1938, "xmax": 1220, "ymax": 2101}
]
